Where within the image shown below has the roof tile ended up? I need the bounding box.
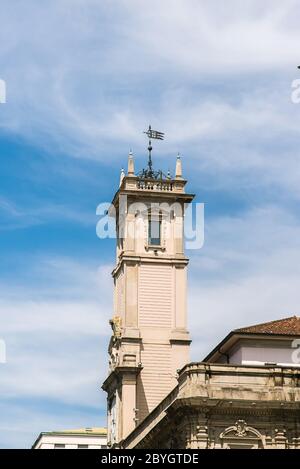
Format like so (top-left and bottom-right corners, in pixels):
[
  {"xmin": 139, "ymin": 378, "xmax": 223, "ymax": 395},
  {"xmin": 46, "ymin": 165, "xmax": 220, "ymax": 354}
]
[{"xmin": 235, "ymin": 316, "xmax": 300, "ymax": 335}]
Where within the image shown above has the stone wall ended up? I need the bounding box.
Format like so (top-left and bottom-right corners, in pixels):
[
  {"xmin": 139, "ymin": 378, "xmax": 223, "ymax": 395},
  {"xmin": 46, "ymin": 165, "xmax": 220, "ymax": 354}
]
[{"xmin": 122, "ymin": 363, "xmax": 300, "ymax": 449}]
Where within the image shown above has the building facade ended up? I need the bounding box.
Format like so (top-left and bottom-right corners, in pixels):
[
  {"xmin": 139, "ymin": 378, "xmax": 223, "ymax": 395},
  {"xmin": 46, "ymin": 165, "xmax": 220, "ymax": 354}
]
[
  {"xmin": 32, "ymin": 427, "xmax": 107, "ymax": 449},
  {"xmin": 102, "ymin": 151, "xmax": 194, "ymax": 445},
  {"xmin": 102, "ymin": 145, "xmax": 300, "ymax": 450},
  {"xmin": 121, "ymin": 317, "xmax": 300, "ymax": 449}
]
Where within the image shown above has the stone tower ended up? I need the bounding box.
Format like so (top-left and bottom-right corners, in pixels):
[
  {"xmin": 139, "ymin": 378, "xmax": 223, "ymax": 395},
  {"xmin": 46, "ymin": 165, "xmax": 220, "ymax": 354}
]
[{"xmin": 102, "ymin": 146, "xmax": 194, "ymax": 446}]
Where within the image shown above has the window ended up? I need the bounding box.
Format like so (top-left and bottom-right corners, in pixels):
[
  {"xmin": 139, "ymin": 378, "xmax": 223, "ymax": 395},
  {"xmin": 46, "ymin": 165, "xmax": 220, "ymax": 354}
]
[
  {"xmin": 148, "ymin": 215, "xmax": 161, "ymax": 246},
  {"xmin": 78, "ymin": 444, "xmax": 88, "ymax": 449},
  {"xmin": 54, "ymin": 444, "xmax": 65, "ymax": 449}
]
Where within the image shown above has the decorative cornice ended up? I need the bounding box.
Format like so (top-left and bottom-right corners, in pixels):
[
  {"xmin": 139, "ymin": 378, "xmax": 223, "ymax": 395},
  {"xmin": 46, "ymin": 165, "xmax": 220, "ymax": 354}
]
[
  {"xmin": 102, "ymin": 365, "xmax": 142, "ymax": 393},
  {"xmin": 111, "ymin": 184, "xmax": 194, "ymax": 209},
  {"xmin": 122, "ymin": 362, "xmax": 300, "ymax": 448},
  {"xmin": 112, "ymin": 255, "xmax": 189, "ymax": 277}
]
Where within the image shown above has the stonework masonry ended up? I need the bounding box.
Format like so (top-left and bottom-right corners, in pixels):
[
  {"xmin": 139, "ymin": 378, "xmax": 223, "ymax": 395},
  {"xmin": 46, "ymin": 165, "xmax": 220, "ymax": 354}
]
[
  {"xmin": 102, "ymin": 151, "xmax": 300, "ymax": 450},
  {"xmin": 122, "ymin": 363, "xmax": 300, "ymax": 449},
  {"xmin": 102, "ymin": 154, "xmax": 194, "ymax": 446}
]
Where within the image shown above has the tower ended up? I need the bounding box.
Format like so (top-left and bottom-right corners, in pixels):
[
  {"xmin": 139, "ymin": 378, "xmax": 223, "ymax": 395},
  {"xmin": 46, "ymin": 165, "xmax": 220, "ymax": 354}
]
[{"xmin": 102, "ymin": 135, "xmax": 194, "ymax": 446}]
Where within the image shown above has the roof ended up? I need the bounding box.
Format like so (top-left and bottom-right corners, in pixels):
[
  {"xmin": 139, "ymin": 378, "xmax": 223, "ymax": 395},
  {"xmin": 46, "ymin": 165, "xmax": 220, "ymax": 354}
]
[
  {"xmin": 203, "ymin": 315, "xmax": 300, "ymax": 363},
  {"xmin": 32, "ymin": 427, "xmax": 107, "ymax": 448},
  {"xmin": 44, "ymin": 427, "xmax": 107, "ymax": 436},
  {"xmin": 234, "ymin": 316, "xmax": 300, "ymax": 336}
]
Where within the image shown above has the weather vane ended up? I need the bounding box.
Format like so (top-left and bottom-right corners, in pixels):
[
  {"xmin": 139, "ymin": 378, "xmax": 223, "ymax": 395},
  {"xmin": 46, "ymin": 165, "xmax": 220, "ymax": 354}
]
[{"xmin": 140, "ymin": 125, "xmax": 165, "ymax": 179}]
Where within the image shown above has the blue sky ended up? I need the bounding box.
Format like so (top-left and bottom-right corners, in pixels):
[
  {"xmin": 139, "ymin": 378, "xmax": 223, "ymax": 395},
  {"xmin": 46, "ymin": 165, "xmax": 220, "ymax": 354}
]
[{"xmin": 1, "ymin": 0, "xmax": 300, "ymax": 448}]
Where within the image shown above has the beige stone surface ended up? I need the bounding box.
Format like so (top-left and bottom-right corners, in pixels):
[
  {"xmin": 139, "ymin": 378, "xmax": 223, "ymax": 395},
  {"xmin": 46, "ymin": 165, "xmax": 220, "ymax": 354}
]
[
  {"xmin": 122, "ymin": 363, "xmax": 300, "ymax": 449},
  {"xmin": 102, "ymin": 158, "xmax": 194, "ymax": 446},
  {"xmin": 32, "ymin": 428, "xmax": 107, "ymax": 449}
]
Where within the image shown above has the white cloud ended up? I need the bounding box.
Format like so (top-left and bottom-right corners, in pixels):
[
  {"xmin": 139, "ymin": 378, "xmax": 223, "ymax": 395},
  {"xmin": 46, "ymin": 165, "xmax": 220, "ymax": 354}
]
[
  {"xmin": 0, "ymin": 195, "xmax": 97, "ymax": 230},
  {"xmin": 0, "ymin": 0, "xmax": 299, "ymax": 203},
  {"xmin": 1, "ymin": 0, "xmax": 300, "ymax": 448},
  {"xmin": 188, "ymin": 204, "xmax": 300, "ymax": 359},
  {"xmin": 1, "ymin": 0, "xmax": 300, "ymax": 160},
  {"xmin": 0, "ymin": 401, "xmax": 106, "ymax": 449},
  {"xmin": 123, "ymin": 0, "xmax": 300, "ymax": 73},
  {"xmin": 0, "ymin": 256, "xmax": 113, "ymax": 447},
  {"xmin": 3, "ymin": 207, "xmax": 300, "ymax": 446}
]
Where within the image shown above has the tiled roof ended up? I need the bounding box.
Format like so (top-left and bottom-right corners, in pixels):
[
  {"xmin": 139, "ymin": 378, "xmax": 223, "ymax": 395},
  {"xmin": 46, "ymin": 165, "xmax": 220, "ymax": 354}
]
[{"xmin": 235, "ymin": 316, "xmax": 300, "ymax": 336}]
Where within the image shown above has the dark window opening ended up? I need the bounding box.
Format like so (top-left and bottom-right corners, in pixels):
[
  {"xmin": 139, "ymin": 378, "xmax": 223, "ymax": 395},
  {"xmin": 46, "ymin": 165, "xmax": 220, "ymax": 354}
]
[{"xmin": 148, "ymin": 217, "xmax": 161, "ymax": 246}]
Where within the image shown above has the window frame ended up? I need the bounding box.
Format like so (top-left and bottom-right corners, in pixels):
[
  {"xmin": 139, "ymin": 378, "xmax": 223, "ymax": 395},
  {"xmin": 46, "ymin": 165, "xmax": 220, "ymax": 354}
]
[{"xmin": 148, "ymin": 211, "xmax": 162, "ymax": 247}]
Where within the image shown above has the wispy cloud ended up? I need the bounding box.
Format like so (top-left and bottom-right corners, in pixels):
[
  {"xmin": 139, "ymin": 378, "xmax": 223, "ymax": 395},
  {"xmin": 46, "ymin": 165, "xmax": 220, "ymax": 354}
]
[
  {"xmin": 0, "ymin": 195, "xmax": 96, "ymax": 230},
  {"xmin": 1, "ymin": 0, "xmax": 300, "ymax": 158},
  {"xmin": 0, "ymin": 256, "xmax": 112, "ymax": 447},
  {"xmin": 1, "ymin": 0, "xmax": 300, "ymax": 449},
  {"xmin": 189, "ymin": 204, "xmax": 300, "ymax": 358}
]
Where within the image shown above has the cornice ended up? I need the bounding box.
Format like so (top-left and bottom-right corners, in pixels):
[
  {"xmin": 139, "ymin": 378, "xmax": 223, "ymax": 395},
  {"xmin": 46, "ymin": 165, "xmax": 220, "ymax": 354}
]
[
  {"xmin": 102, "ymin": 365, "xmax": 142, "ymax": 392},
  {"xmin": 112, "ymin": 255, "xmax": 189, "ymax": 277}
]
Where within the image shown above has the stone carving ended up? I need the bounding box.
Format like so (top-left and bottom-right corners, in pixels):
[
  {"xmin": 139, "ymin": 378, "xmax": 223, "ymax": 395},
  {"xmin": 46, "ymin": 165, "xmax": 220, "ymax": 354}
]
[
  {"xmin": 220, "ymin": 420, "xmax": 262, "ymax": 439},
  {"xmin": 274, "ymin": 428, "xmax": 286, "ymax": 438},
  {"xmin": 274, "ymin": 428, "xmax": 287, "ymax": 448},
  {"xmin": 108, "ymin": 319, "xmax": 122, "ymax": 372},
  {"xmin": 109, "ymin": 315, "xmax": 122, "ymax": 338},
  {"xmin": 109, "ymin": 344, "xmax": 120, "ymax": 371},
  {"xmin": 196, "ymin": 425, "xmax": 208, "ymax": 439},
  {"xmin": 195, "ymin": 425, "xmax": 209, "ymax": 449},
  {"xmin": 235, "ymin": 420, "xmax": 247, "ymax": 437}
]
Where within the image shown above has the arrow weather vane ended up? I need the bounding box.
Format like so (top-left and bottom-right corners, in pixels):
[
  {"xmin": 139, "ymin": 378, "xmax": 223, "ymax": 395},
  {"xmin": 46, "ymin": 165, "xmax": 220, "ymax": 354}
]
[{"xmin": 142, "ymin": 125, "xmax": 165, "ymax": 178}]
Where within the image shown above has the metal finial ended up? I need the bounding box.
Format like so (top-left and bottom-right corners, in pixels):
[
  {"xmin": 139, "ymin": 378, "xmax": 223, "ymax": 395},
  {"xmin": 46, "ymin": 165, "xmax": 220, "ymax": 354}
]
[{"xmin": 141, "ymin": 125, "xmax": 165, "ymax": 179}]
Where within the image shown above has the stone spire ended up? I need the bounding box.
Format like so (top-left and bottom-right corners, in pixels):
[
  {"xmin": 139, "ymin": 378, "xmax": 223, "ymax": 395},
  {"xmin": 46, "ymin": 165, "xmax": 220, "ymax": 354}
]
[
  {"xmin": 119, "ymin": 168, "xmax": 125, "ymax": 187},
  {"xmin": 127, "ymin": 151, "xmax": 135, "ymax": 176},
  {"xmin": 175, "ymin": 153, "xmax": 183, "ymax": 179}
]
